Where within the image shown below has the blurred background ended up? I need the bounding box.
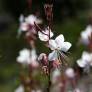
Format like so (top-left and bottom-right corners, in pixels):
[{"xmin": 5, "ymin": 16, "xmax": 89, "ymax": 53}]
[{"xmin": 0, "ymin": 0, "xmax": 92, "ymax": 92}]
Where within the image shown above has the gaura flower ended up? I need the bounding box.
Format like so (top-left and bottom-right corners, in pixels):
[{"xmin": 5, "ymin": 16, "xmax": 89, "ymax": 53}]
[
  {"xmin": 80, "ymin": 25, "xmax": 92, "ymax": 45},
  {"xmin": 15, "ymin": 85, "xmax": 24, "ymax": 92},
  {"xmin": 38, "ymin": 27, "xmax": 54, "ymax": 41},
  {"xmin": 48, "ymin": 34, "xmax": 72, "ymax": 61},
  {"xmin": 17, "ymin": 48, "xmax": 39, "ymax": 67},
  {"xmin": 18, "ymin": 14, "xmax": 42, "ymax": 37},
  {"xmin": 17, "ymin": 48, "xmax": 31, "ymax": 65},
  {"xmin": 77, "ymin": 51, "xmax": 92, "ymax": 68}
]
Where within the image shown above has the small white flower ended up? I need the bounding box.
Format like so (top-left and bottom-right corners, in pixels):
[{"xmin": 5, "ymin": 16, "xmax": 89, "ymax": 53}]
[
  {"xmin": 15, "ymin": 85, "xmax": 24, "ymax": 92},
  {"xmin": 17, "ymin": 48, "xmax": 39, "ymax": 67},
  {"xmin": 77, "ymin": 51, "xmax": 92, "ymax": 68},
  {"xmin": 48, "ymin": 34, "xmax": 72, "ymax": 61},
  {"xmin": 17, "ymin": 48, "xmax": 31, "ymax": 65},
  {"xmin": 65, "ymin": 68, "xmax": 75, "ymax": 78},
  {"xmin": 80, "ymin": 25, "xmax": 92, "ymax": 45},
  {"xmin": 38, "ymin": 27, "xmax": 54, "ymax": 41},
  {"xmin": 18, "ymin": 14, "xmax": 42, "ymax": 37}
]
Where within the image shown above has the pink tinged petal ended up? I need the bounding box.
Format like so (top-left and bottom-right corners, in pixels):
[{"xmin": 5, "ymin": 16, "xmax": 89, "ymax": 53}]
[
  {"xmin": 49, "ymin": 40, "xmax": 57, "ymax": 50},
  {"xmin": 77, "ymin": 59, "xmax": 87, "ymax": 68},
  {"xmin": 61, "ymin": 42, "xmax": 72, "ymax": 52},
  {"xmin": 55, "ymin": 34, "xmax": 64, "ymax": 45},
  {"xmin": 48, "ymin": 51, "xmax": 58, "ymax": 61}
]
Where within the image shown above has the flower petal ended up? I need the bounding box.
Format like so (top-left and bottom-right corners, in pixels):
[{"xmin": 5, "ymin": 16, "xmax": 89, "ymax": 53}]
[
  {"xmin": 55, "ymin": 34, "xmax": 64, "ymax": 45},
  {"xmin": 38, "ymin": 31, "xmax": 49, "ymax": 41},
  {"xmin": 48, "ymin": 51, "xmax": 57, "ymax": 61},
  {"xmin": 49, "ymin": 40, "xmax": 57, "ymax": 50},
  {"xmin": 61, "ymin": 42, "xmax": 72, "ymax": 52},
  {"xmin": 25, "ymin": 15, "xmax": 36, "ymax": 25},
  {"xmin": 77, "ymin": 59, "xmax": 86, "ymax": 68}
]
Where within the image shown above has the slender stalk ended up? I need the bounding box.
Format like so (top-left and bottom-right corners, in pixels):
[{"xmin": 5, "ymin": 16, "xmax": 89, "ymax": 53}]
[{"xmin": 44, "ymin": 0, "xmax": 53, "ymax": 91}]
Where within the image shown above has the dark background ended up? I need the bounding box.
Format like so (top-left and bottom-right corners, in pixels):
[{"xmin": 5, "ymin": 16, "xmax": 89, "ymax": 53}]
[{"xmin": 0, "ymin": 0, "xmax": 92, "ymax": 92}]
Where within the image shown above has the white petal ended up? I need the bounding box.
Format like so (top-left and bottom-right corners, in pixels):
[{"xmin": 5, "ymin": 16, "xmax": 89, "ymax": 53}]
[
  {"xmin": 25, "ymin": 14, "xmax": 42, "ymax": 25},
  {"xmin": 48, "ymin": 51, "xmax": 57, "ymax": 61},
  {"xmin": 77, "ymin": 59, "xmax": 86, "ymax": 68},
  {"xmin": 55, "ymin": 34, "xmax": 64, "ymax": 45},
  {"xmin": 38, "ymin": 31, "xmax": 49, "ymax": 41},
  {"xmin": 19, "ymin": 49, "xmax": 30, "ymax": 58},
  {"xmin": 50, "ymin": 30, "xmax": 54, "ymax": 38},
  {"xmin": 20, "ymin": 22, "xmax": 28, "ymax": 31},
  {"xmin": 49, "ymin": 40, "xmax": 57, "ymax": 50},
  {"xmin": 38, "ymin": 27, "xmax": 54, "ymax": 41},
  {"xmin": 61, "ymin": 42, "xmax": 72, "ymax": 52},
  {"xmin": 25, "ymin": 15, "xmax": 36, "ymax": 25}
]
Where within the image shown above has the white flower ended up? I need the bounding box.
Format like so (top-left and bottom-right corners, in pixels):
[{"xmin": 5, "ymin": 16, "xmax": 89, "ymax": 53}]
[
  {"xmin": 15, "ymin": 85, "xmax": 24, "ymax": 92},
  {"xmin": 17, "ymin": 48, "xmax": 31, "ymax": 65},
  {"xmin": 38, "ymin": 27, "xmax": 54, "ymax": 41},
  {"xmin": 17, "ymin": 48, "xmax": 39, "ymax": 67},
  {"xmin": 80, "ymin": 25, "xmax": 92, "ymax": 45},
  {"xmin": 25, "ymin": 14, "xmax": 42, "ymax": 25},
  {"xmin": 51, "ymin": 69, "xmax": 61, "ymax": 84},
  {"xmin": 65, "ymin": 68, "xmax": 75, "ymax": 78},
  {"xmin": 18, "ymin": 14, "xmax": 42, "ymax": 36},
  {"xmin": 77, "ymin": 51, "xmax": 92, "ymax": 68},
  {"xmin": 48, "ymin": 34, "xmax": 72, "ymax": 61}
]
